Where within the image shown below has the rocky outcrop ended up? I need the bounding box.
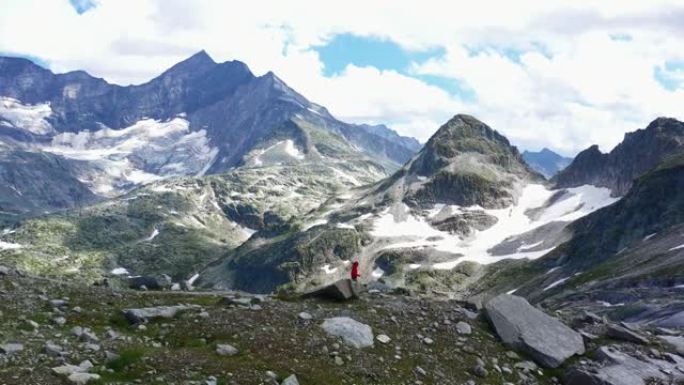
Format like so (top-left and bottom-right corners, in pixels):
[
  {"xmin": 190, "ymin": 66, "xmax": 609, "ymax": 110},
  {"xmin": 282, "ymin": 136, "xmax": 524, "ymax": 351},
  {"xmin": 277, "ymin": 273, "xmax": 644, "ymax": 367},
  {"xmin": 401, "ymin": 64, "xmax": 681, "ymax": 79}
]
[{"xmin": 485, "ymin": 294, "xmax": 585, "ymax": 368}]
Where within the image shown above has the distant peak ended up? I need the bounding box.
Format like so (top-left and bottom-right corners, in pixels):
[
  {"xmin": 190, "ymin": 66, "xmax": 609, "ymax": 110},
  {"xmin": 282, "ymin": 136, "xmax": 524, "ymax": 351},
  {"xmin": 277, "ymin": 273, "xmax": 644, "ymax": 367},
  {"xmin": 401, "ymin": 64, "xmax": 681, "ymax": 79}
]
[
  {"xmin": 159, "ymin": 50, "xmax": 217, "ymax": 78},
  {"xmin": 187, "ymin": 50, "xmax": 215, "ymax": 64}
]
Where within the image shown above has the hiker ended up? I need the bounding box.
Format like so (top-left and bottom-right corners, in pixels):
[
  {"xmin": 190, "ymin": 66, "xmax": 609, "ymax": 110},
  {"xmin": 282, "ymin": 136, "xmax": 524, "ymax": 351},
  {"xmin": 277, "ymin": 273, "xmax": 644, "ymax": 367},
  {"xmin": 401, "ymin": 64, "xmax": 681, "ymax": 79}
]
[{"xmin": 351, "ymin": 261, "xmax": 360, "ymax": 282}]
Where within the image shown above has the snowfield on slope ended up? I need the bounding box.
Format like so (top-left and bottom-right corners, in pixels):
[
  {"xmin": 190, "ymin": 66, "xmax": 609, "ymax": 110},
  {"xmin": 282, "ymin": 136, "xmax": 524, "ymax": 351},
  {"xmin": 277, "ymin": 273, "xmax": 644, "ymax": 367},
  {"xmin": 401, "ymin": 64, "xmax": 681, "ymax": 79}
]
[
  {"xmin": 370, "ymin": 184, "xmax": 619, "ymax": 268},
  {"xmin": 0, "ymin": 97, "xmax": 54, "ymax": 135},
  {"xmin": 41, "ymin": 118, "xmax": 218, "ymax": 195}
]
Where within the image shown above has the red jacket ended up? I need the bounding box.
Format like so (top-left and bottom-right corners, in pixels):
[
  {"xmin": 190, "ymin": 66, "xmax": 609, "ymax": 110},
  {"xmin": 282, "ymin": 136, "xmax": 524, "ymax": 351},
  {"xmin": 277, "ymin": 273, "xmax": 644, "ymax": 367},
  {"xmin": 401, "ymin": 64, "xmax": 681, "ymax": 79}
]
[{"xmin": 351, "ymin": 262, "xmax": 360, "ymax": 280}]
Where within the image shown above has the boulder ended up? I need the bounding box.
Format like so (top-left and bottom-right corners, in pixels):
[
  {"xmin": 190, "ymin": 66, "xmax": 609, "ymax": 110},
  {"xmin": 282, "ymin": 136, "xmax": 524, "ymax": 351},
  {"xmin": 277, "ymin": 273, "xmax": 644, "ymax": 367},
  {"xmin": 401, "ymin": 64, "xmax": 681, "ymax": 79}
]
[
  {"xmin": 321, "ymin": 317, "xmax": 373, "ymax": 348},
  {"xmin": 484, "ymin": 294, "xmax": 585, "ymax": 368},
  {"xmin": 606, "ymin": 324, "xmax": 648, "ymax": 345},
  {"xmin": 659, "ymin": 335, "xmax": 684, "ymax": 355},
  {"xmin": 303, "ymin": 279, "xmax": 359, "ymax": 301},
  {"xmin": 127, "ymin": 276, "xmax": 161, "ymax": 290},
  {"xmin": 0, "ymin": 265, "xmax": 9, "ymax": 276},
  {"xmin": 123, "ymin": 305, "xmax": 197, "ymax": 324}
]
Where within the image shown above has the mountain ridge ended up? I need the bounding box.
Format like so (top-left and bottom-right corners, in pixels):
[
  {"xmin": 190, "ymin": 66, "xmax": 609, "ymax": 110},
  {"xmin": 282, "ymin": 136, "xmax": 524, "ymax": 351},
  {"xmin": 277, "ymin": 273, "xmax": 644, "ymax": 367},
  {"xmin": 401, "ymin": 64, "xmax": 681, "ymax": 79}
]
[{"xmin": 553, "ymin": 117, "xmax": 684, "ymax": 196}]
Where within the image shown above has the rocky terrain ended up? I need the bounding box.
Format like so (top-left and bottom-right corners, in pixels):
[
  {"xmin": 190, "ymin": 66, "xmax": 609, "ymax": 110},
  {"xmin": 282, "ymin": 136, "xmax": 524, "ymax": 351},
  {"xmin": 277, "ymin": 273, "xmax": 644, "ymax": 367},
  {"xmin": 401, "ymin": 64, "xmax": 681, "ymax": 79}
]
[{"xmin": 2, "ymin": 268, "xmax": 684, "ymax": 385}]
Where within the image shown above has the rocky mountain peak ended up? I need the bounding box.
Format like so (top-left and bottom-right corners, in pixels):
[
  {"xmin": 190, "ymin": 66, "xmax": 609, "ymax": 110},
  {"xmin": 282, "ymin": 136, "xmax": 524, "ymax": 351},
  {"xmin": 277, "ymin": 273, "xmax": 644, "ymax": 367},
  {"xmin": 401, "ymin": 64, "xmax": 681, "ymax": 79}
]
[
  {"xmin": 409, "ymin": 114, "xmax": 533, "ymax": 179},
  {"xmin": 160, "ymin": 50, "xmax": 217, "ymax": 77},
  {"xmin": 425, "ymin": 114, "xmax": 513, "ymax": 156}
]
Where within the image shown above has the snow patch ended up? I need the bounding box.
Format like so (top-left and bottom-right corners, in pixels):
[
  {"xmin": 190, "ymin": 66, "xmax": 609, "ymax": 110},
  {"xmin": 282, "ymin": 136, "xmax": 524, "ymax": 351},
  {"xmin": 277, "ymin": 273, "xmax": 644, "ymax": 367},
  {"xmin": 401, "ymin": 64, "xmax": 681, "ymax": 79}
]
[
  {"xmin": 0, "ymin": 240, "xmax": 22, "ymax": 250},
  {"xmin": 111, "ymin": 267, "xmax": 130, "ymax": 276},
  {"xmin": 145, "ymin": 228, "xmax": 160, "ymax": 241},
  {"xmin": 669, "ymin": 244, "xmax": 684, "ymax": 252},
  {"xmin": 371, "ymin": 184, "xmax": 618, "ymax": 269},
  {"xmin": 321, "ymin": 264, "xmax": 338, "ymax": 275},
  {"xmin": 42, "ymin": 118, "xmax": 217, "ymax": 195},
  {"xmin": 0, "ymin": 97, "xmax": 53, "ymax": 135},
  {"xmin": 543, "ymin": 277, "xmax": 570, "ymax": 291}
]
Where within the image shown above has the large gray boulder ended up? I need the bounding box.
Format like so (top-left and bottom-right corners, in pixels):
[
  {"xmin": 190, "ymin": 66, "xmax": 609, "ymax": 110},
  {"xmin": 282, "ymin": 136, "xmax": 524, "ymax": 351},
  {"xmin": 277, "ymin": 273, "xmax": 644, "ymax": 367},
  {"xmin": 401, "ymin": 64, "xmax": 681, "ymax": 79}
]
[
  {"xmin": 659, "ymin": 335, "xmax": 684, "ymax": 355},
  {"xmin": 321, "ymin": 317, "xmax": 373, "ymax": 348},
  {"xmin": 485, "ymin": 294, "xmax": 585, "ymax": 368},
  {"xmin": 303, "ymin": 279, "xmax": 359, "ymax": 301},
  {"xmin": 606, "ymin": 324, "xmax": 648, "ymax": 344}
]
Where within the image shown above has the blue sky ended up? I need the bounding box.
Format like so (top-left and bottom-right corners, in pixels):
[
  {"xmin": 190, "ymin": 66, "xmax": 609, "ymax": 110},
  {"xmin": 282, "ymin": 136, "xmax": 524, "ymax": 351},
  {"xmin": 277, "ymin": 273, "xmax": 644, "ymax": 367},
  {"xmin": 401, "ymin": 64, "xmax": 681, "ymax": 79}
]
[
  {"xmin": 1, "ymin": 0, "xmax": 683, "ymax": 155},
  {"xmin": 314, "ymin": 34, "xmax": 475, "ymax": 100},
  {"xmin": 68, "ymin": 0, "xmax": 97, "ymax": 14}
]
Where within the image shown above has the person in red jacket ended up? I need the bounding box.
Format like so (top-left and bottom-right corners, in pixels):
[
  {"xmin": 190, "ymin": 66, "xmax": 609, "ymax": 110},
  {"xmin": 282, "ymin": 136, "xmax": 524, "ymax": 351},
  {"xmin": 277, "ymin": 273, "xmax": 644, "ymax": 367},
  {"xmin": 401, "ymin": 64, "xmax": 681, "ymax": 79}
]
[{"xmin": 351, "ymin": 261, "xmax": 360, "ymax": 282}]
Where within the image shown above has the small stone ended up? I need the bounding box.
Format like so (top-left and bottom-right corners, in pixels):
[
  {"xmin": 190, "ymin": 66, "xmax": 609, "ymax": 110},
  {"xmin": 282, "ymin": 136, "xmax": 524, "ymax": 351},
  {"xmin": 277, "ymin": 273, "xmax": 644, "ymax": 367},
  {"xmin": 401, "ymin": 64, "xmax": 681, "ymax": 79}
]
[
  {"xmin": 50, "ymin": 299, "xmax": 69, "ymax": 308},
  {"xmin": 265, "ymin": 371, "xmax": 278, "ymax": 379},
  {"xmin": 334, "ymin": 356, "xmax": 344, "ymax": 366},
  {"xmin": 216, "ymin": 344, "xmax": 239, "ymax": 356},
  {"xmin": 45, "ymin": 342, "xmax": 64, "ymax": 356},
  {"xmin": 52, "ymin": 316, "xmax": 67, "ymax": 326},
  {"xmin": 281, "ymin": 374, "xmax": 300, "ymax": 385},
  {"xmin": 423, "ymin": 337, "xmax": 434, "ymax": 345},
  {"xmin": 68, "ymin": 372, "xmax": 100, "ymax": 384},
  {"xmin": 376, "ymin": 334, "xmax": 391, "ymax": 344},
  {"xmin": 456, "ymin": 321, "xmax": 472, "ymax": 335},
  {"xmin": 298, "ymin": 312, "xmax": 313, "ymax": 320},
  {"xmin": 472, "ymin": 364, "xmax": 488, "ymax": 377}
]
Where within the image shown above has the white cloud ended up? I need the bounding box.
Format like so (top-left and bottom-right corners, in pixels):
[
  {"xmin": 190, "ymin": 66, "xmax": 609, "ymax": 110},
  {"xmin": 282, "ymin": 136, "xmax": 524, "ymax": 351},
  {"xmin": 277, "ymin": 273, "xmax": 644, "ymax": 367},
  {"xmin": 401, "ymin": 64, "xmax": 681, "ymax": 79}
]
[{"xmin": 0, "ymin": 0, "xmax": 683, "ymax": 154}]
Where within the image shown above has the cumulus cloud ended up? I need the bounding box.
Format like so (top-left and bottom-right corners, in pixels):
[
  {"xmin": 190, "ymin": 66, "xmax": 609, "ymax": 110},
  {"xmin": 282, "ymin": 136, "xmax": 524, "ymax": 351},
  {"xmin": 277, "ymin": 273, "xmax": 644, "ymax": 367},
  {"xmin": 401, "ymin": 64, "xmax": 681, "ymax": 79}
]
[{"xmin": 0, "ymin": 0, "xmax": 683, "ymax": 153}]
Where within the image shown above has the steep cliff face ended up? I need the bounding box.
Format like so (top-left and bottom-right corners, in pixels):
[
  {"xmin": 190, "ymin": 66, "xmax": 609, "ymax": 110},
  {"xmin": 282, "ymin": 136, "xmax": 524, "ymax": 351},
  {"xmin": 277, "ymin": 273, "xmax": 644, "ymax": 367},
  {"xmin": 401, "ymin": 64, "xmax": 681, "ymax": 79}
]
[{"xmin": 553, "ymin": 117, "xmax": 684, "ymax": 196}]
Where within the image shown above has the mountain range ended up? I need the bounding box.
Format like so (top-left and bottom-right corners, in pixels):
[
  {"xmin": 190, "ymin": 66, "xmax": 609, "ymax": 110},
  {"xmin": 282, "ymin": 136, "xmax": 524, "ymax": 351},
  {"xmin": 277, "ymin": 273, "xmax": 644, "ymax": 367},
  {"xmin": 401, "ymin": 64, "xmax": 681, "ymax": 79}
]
[
  {"xmin": 0, "ymin": 52, "xmax": 419, "ymax": 223},
  {"xmin": 1, "ymin": 53, "xmax": 684, "ymax": 314}
]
